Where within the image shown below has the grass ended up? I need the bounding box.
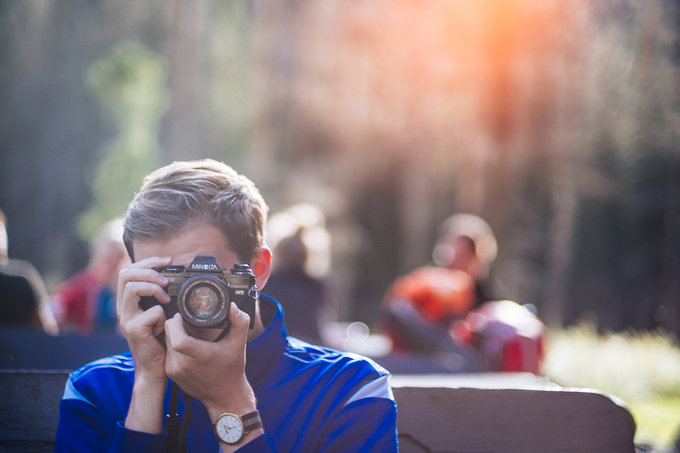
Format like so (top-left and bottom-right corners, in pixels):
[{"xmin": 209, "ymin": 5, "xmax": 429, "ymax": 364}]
[
  {"xmin": 629, "ymin": 396, "xmax": 680, "ymax": 449},
  {"xmin": 541, "ymin": 323, "xmax": 680, "ymax": 450}
]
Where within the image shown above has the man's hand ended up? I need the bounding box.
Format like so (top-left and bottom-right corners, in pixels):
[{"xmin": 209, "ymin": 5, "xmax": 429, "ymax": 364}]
[
  {"xmin": 164, "ymin": 303, "xmax": 257, "ymax": 415},
  {"xmin": 164, "ymin": 304, "xmax": 264, "ymax": 450},
  {"xmin": 116, "ymin": 256, "xmax": 172, "ymax": 433}
]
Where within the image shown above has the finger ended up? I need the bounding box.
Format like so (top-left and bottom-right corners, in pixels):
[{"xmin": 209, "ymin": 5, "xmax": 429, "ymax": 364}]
[
  {"xmin": 118, "ymin": 267, "xmax": 170, "ymax": 286},
  {"xmin": 164, "ymin": 315, "xmax": 201, "ymax": 380},
  {"xmin": 118, "ymin": 281, "xmax": 171, "ymax": 322},
  {"xmin": 165, "ymin": 314, "xmax": 202, "ymax": 359},
  {"xmin": 117, "ymin": 266, "xmax": 171, "ymax": 298},
  {"xmin": 232, "ymin": 302, "xmax": 251, "ymax": 329},
  {"xmin": 220, "ymin": 303, "xmax": 250, "ymax": 342},
  {"xmin": 116, "ymin": 256, "xmax": 171, "ymax": 297},
  {"xmin": 130, "ymin": 256, "xmax": 173, "ymax": 269},
  {"xmin": 122, "ymin": 304, "xmax": 166, "ymax": 341}
]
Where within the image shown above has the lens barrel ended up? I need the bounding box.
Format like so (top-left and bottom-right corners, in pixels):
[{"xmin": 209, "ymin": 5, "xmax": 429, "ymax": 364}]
[{"xmin": 177, "ymin": 274, "xmax": 230, "ymax": 327}]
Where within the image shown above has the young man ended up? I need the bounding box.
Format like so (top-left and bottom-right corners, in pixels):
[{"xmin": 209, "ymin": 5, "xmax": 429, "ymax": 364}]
[{"xmin": 55, "ymin": 160, "xmax": 398, "ymax": 452}]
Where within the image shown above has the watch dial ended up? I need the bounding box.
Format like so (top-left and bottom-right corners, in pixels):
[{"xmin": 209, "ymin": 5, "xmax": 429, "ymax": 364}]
[{"xmin": 216, "ymin": 414, "xmax": 244, "ymax": 444}]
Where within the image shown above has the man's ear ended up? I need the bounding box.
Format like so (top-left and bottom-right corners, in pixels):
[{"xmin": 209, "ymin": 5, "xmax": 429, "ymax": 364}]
[{"xmin": 251, "ymin": 246, "xmax": 272, "ymax": 289}]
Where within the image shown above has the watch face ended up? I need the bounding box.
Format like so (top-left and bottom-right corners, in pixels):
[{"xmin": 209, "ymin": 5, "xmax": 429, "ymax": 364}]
[{"xmin": 215, "ymin": 413, "xmax": 244, "ymax": 444}]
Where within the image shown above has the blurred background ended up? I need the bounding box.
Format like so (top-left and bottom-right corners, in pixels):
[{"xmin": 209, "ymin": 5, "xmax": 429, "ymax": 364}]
[{"xmin": 0, "ymin": 0, "xmax": 679, "ymax": 448}]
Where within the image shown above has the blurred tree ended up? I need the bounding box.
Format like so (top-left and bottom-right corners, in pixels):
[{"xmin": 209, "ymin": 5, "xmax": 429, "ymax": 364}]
[
  {"xmin": 0, "ymin": 1, "xmax": 115, "ymax": 285},
  {"xmin": 77, "ymin": 42, "xmax": 168, "ymax": 241},
  {"xmin": 161, "ymin": 0, "xmax": 253, "ymax": 167},
  {"xmin": 162, "ymin": 0, "xmax": 210, "ymax": 163},
  {"xmin": 0, "ymin": 0, "xmax": 677, "ymax": 335},
  {"xmin": 248, "ymin": 0, "xmax": 680, "ymax": 332},
  {"xmin": 565, "ymin": 0, "xmax": 680, "ymax": 333}
]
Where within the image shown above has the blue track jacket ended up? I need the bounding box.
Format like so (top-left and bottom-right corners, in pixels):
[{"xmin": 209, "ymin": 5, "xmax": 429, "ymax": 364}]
[{"xmin": 55, "ymin": 295, "xmax": 398, "ymax": 452}]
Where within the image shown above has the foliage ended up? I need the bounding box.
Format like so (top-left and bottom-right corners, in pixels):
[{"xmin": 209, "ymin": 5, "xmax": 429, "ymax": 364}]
[
  {"xmin": 0, "ymin": 0, "xmax": 678, "ymax": 328},
  {"xmin": 246, "ymin": 0, "xmax": 680, "ymax": 328},
  {"xmin": 77, "ymin": 42, "xmax": 168, "ymax": 242}
]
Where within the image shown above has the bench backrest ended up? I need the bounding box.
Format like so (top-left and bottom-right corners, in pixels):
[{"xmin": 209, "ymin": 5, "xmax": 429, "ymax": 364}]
[
  {"xmin": 392, "ymin": 375, "xmax": 636, "ymax": 453},
  {"xmin": 0, "ymin": 371, "xmax": 636, "ymax": 453}
]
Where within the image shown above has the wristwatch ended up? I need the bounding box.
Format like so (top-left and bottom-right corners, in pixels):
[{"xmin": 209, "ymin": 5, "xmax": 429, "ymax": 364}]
[{"xmin": 213, "ymin": 410, "xmax": 262, "ymax": 445}]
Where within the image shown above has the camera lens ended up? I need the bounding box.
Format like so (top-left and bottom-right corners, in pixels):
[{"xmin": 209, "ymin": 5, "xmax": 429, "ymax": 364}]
[
  {"xmin": 186, "ymin": 285, "xmax": 220, "ymax": 319},
  {"xmin": 177, "ymin": 275, "xmax": 230, "ymax": 327}
]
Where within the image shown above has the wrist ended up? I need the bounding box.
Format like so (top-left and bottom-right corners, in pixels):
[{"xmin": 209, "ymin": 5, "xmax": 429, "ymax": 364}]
[
  {"xmin": 205, "ymin": 379, "xmax": 257, "ymax": 422},
  {"xmin": 206, "ymin": 394, "xmax": 258, "ymax": 423},
  {"xmin": 126, "ymin": 374, "xmax": 167, "ymax": 434},
  {"xmin": 134, "ymin": 371, "xmax": 168, "ymax": 390}
]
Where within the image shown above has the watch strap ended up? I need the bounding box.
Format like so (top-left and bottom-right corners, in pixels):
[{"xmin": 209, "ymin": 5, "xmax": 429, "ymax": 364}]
[{"xmin": 241, "ymin": 410, "xmax": 262, "ymax": 432}]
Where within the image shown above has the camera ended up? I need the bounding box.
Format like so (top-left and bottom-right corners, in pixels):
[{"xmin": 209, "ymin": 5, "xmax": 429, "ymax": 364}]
[{"xmin": 139, "ymin": 255, "xmax": 258, "ymax": 330}]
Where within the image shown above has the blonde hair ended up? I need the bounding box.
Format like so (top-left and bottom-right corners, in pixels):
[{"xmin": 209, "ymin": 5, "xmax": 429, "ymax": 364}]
[{"xmin": 123, "ymin": 159, "xmax": 268, "ymax": 263}]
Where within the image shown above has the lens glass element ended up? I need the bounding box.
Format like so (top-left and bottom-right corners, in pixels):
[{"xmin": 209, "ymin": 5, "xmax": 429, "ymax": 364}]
[{"xmin": 186, "ymin": 285, "xmax": 220, "ymax": 319}]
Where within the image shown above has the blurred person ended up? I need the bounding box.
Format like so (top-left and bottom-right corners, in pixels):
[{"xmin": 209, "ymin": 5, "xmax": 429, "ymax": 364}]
[
  {"xmin": 55, "ymin": 159, "xmax": 397, "ymax": 452},
  {"xmin": 379, "ymin": 213, "xmax": 545, "ymax": 373},
  {"xmin": 380, "ymin": 214, "xmax": 497, "ymax": 347},
  {"xmin": 51, "ymin": 218, "xmax": 129, "ymax": 335},
  {"xmin": 431, "ymin": 213, "xmax": 499, "ymax": 307},
  {"xmin": 453, "ymin": 300, "xmax": 545, "ymax": 373},
  {"xmin": 0, "ymin": 208, "xmax": 58, "ymax": 333},
  {"xmin": 264, "ymin": 204, "xmax": 338, "ymax": 344}
]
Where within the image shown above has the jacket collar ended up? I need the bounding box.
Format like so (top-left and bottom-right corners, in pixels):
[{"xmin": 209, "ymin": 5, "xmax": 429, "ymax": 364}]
[{"xmin": 245, "ymin": 294, "xmax": 288, "ymax": 383}]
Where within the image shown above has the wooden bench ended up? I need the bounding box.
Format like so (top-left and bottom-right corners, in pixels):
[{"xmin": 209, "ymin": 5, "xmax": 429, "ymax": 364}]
[
  {"xmin": 0, "ymin": 370, "xmax": 67, "ymax": 453},
  {"xmin": 0, "ymin": 330, "xmax": 128, "ymax": 370},
  {"xmin": 0, "ymin": 370, "xmax": 636, "ymax": 452},
  {"xmin": 0, "ymin": 331, "xmax": 637, "ymax": 452},
  {"xmin": 392, "ymin": 374, "xmax": 637, "ymax": 453}
]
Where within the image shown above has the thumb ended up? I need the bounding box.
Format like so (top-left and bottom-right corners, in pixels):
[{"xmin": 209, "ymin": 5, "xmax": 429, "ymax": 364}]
[{"xmin": 227, "ymin": 302, "xmax": 251, "ymax": 337}]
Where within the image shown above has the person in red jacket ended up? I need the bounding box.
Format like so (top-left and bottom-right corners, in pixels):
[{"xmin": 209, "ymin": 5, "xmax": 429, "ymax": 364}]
[
  {"xmin": 51, "ymin": 219, "xmax": 129, "ymax": 334},
  {"xmin": 380, "ymin": 214, "xmax": 545, "ymax": 373}
]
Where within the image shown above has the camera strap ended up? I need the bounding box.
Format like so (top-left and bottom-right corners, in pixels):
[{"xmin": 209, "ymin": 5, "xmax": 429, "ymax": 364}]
[
  {"xmin": 165, "ymin": 381, "xmax": 181, "ymax": 453},
  {"xmin": 214, "ymin": 324, "xmax": 231, "ymax": 342},
  {"xmin": 165, "ymin": 381, "xmax": 194, "ymax": 453}
]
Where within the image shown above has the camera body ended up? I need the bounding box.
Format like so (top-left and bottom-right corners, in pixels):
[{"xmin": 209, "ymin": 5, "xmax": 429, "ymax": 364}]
[{"xmin": 140, "ymin": 255, "xmax": 258, "ymax": 330}]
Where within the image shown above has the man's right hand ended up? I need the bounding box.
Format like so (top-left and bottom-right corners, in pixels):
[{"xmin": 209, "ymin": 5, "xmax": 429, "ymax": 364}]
[{"xmin": 116, "ymin": 256, "xmax": 172, "ymax": 433}]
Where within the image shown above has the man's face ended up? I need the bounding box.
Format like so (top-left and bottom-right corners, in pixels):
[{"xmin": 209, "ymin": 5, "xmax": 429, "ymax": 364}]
[{"xmin": 133, "ymin": 222, "xmax": 241, "ymax": 341}]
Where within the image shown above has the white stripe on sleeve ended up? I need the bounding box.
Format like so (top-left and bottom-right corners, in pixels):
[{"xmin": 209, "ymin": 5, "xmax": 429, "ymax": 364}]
[
  {"xmin": 345, "ymin": 375, "xmax": 394, "ymax": 406},
  {"xmin": 62, "ymin": 379, "xmax": 95, "ymax": 407}
]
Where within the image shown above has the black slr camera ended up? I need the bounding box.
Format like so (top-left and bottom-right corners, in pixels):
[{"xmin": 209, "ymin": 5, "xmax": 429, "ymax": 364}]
[{"xmin": 140, "ymin": 255, "xmax": 258, "ymax": 330}]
